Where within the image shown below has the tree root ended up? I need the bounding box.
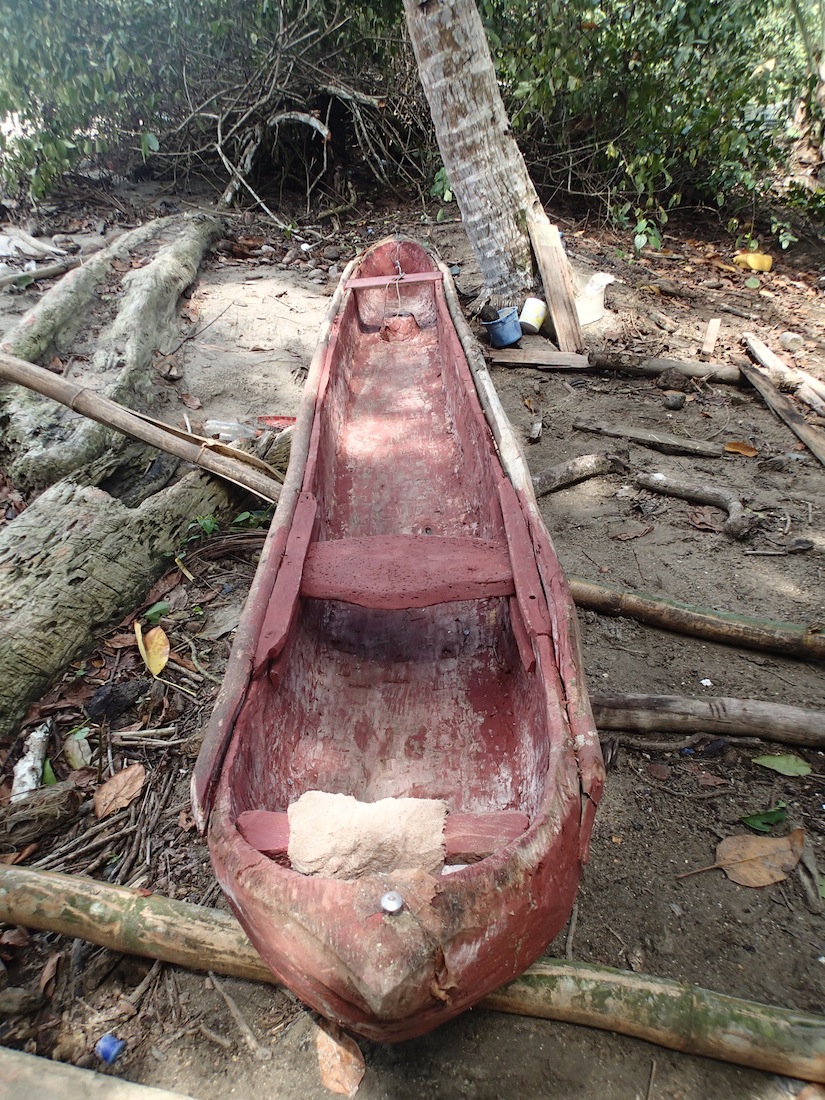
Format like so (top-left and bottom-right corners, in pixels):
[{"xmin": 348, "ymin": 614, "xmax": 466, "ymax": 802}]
[{"xmin": 1, "ymin": 214, "xmax": 222, "ymax": 492}]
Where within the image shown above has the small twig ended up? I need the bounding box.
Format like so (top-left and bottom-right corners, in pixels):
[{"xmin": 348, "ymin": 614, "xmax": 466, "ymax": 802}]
[
  {"xmin": 208, "ymin": 972, "xmax": 272, "ymax": 1061},
  {"xmin": 646, "ymin": 1058, "xmax": 657, "ymax": 1100},
  {"xmin": 125, "ymin": 959, "xmax": 163, "ymax": 1008},
  {"xmin": 186, "ymin": 637, "xmax": 224, "ymax": 684},
  {"xmin": 160, "ymin": 301, "xmax": 236, "ymax": 358},
  {"xmin": 564, "ymin": 901, "xmax": 578, "ymax": 960},
  {"xmin": 198, "ymin": 1021, "xmax": 234, "ymax": 1050}
]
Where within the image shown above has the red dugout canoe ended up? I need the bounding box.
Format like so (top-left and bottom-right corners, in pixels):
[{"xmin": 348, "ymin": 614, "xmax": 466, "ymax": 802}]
[{"xmin": 191, "ymin": 237, "xmax": 604, "ymax": 1041}]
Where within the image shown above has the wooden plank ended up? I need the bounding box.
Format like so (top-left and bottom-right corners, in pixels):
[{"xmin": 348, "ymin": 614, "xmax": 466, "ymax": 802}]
[
  {"xmin": 236, "ymin": 809, "xmax": 530, "ymax": 863},
  {"xmin": 300, "ymin": 535, "xmax": 514, "ymax": 609},
  {"xmin": 699, "ymin": 317, "xmax": 721, "ymax": 360},
  {"xmin": 743, "ymin": 331, "xmax": 825, "ymax": 413},
  {"xmin": 525, "ymin": 209, "xmax": 584, "ymax": 354},
  {"xmin": 0, "ymin": 1047, "xmax": 195, "ymax": 1100},
  {"xmin": 508, "ymin": 596, "xmax": 536, "ymax": 672},
  {"xmin": 346, "ymin": 271, "xmax": 443, "ymax": 289},
  {"xmin": 497, "ymin": 477, "xmax": 552, "ymax": 637},
  {"xmin": 485, "ymin": 342, "xmax": 590, "ymax": 369},
  {"xmin": 739, "ymin": 360, "xmax": 825, "ymax": 468},
  {"xmin": 252, "ymin": 492, "xmax": 318, "ymax": 673},
  {"xmin": 573, "ymin": 417, "xmax": 724, "ymax": 457}
]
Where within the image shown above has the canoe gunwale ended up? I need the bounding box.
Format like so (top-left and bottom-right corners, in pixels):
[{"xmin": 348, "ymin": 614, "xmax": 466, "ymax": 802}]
[{"xmin": 190, "ymin": 257, "xmax": 359, "ymax": 829}]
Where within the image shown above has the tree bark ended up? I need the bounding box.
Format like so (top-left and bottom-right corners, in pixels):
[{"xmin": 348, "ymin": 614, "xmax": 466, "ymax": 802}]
[
  {"xmin": 0, "ymin": 215, "xmax": 229, "ymax": 736},
  {"xmin": 1, "ymin": 214, "xmax": 222, "ymax": 492},
  {"xmin": 402, "ymin": 0, "xmax": 582, "ymax": 355},
  {"xmin": 402, "ymin": 0, "xmax": 534, "ymax": 302},
  {"xmin": 0, "ymin": 461, "xmax": 234, "ymax": 737}
]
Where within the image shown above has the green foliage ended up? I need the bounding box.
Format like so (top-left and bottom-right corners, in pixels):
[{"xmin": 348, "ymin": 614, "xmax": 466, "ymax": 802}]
[
  {"xmin": 0, "ymin": 0, "xmax": 405, "ymax": 200},
  {"xmin": 479, "ymin": 0, "xmax": 804, "ymax": 217},
  {"xmin": 187, "ymin": 514, "xmax": 219, "ymax": 540}
]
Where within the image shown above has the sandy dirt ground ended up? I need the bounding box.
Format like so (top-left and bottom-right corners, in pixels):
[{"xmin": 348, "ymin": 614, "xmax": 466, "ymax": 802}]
[{"xmin": 0, "ymin": 179, "xmax": 823, "ymax": 1099}]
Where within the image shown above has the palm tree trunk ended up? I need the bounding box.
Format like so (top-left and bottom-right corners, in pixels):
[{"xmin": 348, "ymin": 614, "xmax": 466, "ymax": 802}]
[{"xmin": 402, "ymin": 0, "xmax": 538, "ymax": 304}]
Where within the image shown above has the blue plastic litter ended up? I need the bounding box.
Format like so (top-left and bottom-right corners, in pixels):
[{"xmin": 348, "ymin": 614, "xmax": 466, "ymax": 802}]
[
  {"xmin": 96, "ymin": 1033, "xmax": 126, "ymax": 1064},
  {"xmin": 481, "ymin": 307, "xmax": 521, "ymax": 349}
]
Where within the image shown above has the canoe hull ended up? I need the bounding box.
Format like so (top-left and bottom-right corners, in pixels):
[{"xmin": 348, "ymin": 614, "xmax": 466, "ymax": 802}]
[{"xmin": 194, "ymin": 238, "xmax": 604, "ymax": 1041}]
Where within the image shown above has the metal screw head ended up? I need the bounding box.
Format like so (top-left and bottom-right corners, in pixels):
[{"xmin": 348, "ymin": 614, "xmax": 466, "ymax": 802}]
[{"xmin": 380, "ymin": 891, "xmax": 403, "ymax": 915}]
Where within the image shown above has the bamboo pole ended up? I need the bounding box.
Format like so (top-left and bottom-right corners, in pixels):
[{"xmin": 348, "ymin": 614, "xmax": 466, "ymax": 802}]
[
  {"xmin": 590, "ymin": 693, "xmax": 825, "ymax": 747},
  {"xmin": 569, "ymin": 577, "xmax": 825, "ymax": 662},
  {"xmin": 483, "ymin": 960, "xmax": 825, "ymax": 1083},
  {"xmin": 0, "ymin": 350, "xmax": 284, "ymax": 503},
  {"xmin": 1, "ymin": 867, "xmax": 823, "ymax": 1082}
]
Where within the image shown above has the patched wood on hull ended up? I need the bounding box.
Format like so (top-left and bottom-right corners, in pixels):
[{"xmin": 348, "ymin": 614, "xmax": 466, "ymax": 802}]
[{"xmin": 192, "ymin": 238, "xmax": 604, "ymax": 1041}]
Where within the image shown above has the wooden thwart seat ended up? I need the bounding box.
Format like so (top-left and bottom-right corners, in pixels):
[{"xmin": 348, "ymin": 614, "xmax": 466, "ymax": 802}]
[
  {"xmin": 300, "ymin": 535, "xmax": 514, "ymax": 610},
  {"xmin": 237, "ymin": 808, "xmax": 529, "ymax": 865}
]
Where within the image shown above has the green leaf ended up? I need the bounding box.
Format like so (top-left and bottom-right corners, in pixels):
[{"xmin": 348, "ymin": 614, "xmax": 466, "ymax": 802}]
[
  {"xmin": 819, "ymin": 877, "xmax": 825, "ymax": 900},
  {"xmin": 145, "ymin": 600, "xmax": 170, "ymax": 626},
  {"xmin": 752, "ymin": 754, "xmax": 811, "ymax": 777},
  {"xmin": 744, "ymin": 276, "xmax": 761, "ymax": 289},
  {"xmin": 741, "ymin": 803, "xmax": 787, "ymax": 833},
  {"xmin": 42, "ymin": 759, "xmax": 57, "ymax": 786}
]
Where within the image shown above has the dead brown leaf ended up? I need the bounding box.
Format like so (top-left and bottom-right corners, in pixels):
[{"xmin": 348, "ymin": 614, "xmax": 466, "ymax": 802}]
[
  {"xmin": 688, "ymin": 506, "xmax": 724, "ymax": 533},
  {"xmin": 716, "ymin": 829, "xmax": 804, "ymax": 887},
  {"xmin": 180, "ymin": 393, "xmax": 203, "ymax": 410},
  {"xmin": 646, "ymin": 763, "xmax": 670, "ymax": 781},
  {"xmin": 611, "ymin": 523, "xmax": 654, "ymax": 541},
  {"xmin": 94, "ymin": 764, "xmax": 146, "ymax": 820},
  {"xmin": 39, "ymin": 951, "xmax": 61, "ymax": 995},
  {"xmin": 0, "ymin": 928, "xmax": 31, "ymax": 948},
  {"xmin": 724, "ymin": 440, "xmax": 758, "ymax": 457},
  {"xmin": 316, "ymin": 1020, "xmax": 365, "ymax": 1097}
]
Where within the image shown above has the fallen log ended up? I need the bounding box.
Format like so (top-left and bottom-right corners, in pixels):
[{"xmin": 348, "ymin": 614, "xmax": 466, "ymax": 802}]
[
  {"xmin": 590, "ymin": 351, "xmax": 740, "ymax": 385},
  {"xmin": 573, "ymin": 417, "xmax": 724, "ymax": 458},
  {"xmin": 1, "ymin": 866, "xmax": 822, "ymax": 1083},
  {"xmin": 634, "ymin": 470, "xmax": 754, "ymax": 539},
  {"xmin": 739, "ymin": 359, "xmax": 825, "ymax": 468},
  {"xmin": 532, "ymin": 453, "xmax": 627, "ymax": 497},
  {"xmin": 0, "ymin": 350, "xmax": 284, "ymax": 504},
  {"xmin": 590, "ymin": 692, "xmax": 825, "ymax": 747},
  {"xmin": 483, "ymin": 961, "xmax": 825, "ymax": 1084},
  {"xmin": 569, "ymin": 577, "xmax": 825, "ymax": 662}
]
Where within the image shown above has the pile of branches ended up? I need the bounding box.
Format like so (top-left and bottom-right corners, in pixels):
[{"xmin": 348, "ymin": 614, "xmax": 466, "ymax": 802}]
[{"xmin": 144, "ymin": 11, "xmax": 436, "ymax": 220}]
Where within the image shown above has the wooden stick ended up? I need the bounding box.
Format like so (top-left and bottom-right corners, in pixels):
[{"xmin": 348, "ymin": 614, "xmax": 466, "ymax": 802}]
[
  {"xmin": 1, "ymin": 867, "xmax": 822, "ymax": 1083},
  {"xmin": 590, "ymin": 692, "xmax": 825, "ymax": 747},
  {"xmin": 0, "ymin": 1047, "xmax": 194, "ymax": 1100},
  {"xmin": 700, "ymin": 318, "xmax": 721, "ymax": 361},
  {"xmin": 532, "ymin": 453, "xmax": 626, "ymax": 497},
  {"xmin": 485, "ymin": 344, "xmax": 589, "ymax": 370},
  {"xmin": 568, "ymin": 577, "xmax": 825, "ymax": 661},
  {"xmin": 0, "ymin": 254, "xmax": 88, "ymax": 290},
  {"xmin": 738, "ymin": 359, "xmax": 825, "ymax": 468},
  {"xmin": 573, "ymin": 417, "xmax": 723, "ymax": 458},
  {"xmin": 0, "ymin": 349, "xmax": 284, "ymax": 503},
  {"xmin": 634, "ymin": 470, "xmax": 753, "ymax": 539}
]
